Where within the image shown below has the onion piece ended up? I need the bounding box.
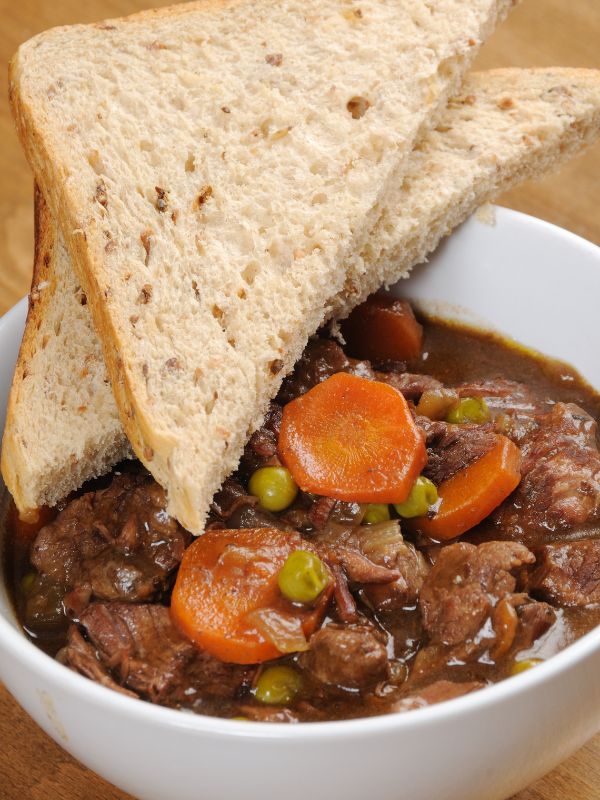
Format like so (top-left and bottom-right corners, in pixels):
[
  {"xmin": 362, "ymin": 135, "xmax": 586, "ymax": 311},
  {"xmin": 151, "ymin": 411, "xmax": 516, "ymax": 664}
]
[
  {"xmin": 245, "ymin": 607, "xmax": 309, "ymax": 654},
  {"xmin": 354, "ymin": 520, "xmax": 404, "ymax": 567},
  {"xmin": 416, "ymin": 388, "xmax": 459, "ymax": 420}
]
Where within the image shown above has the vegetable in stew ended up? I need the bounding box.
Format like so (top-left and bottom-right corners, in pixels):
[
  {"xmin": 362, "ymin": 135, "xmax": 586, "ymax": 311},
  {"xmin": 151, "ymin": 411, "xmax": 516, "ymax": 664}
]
[{"xmin": 5, "ymin": 296, "xmax": 600, "ymax": 723}]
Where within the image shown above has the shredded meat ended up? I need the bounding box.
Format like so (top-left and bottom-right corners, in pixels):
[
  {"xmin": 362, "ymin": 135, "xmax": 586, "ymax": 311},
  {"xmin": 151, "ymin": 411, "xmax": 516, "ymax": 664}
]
[
  {"xmin": 379, "ymin": 372, "xmax": 443, "ymax": 403},
  {"xmin": 417, "ymin": 417, "xmax": 498, "ymax": 485}
]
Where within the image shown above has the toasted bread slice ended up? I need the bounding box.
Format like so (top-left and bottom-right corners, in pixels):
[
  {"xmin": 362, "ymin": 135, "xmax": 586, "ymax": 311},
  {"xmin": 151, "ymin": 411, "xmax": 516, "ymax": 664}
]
[
  {"xmin": 8, "ymin": 0, "xmax": 513, "ymax": 530},
  {"xmin": 4, "ymin": 67, "xmax": 600, "ymax": 516}
]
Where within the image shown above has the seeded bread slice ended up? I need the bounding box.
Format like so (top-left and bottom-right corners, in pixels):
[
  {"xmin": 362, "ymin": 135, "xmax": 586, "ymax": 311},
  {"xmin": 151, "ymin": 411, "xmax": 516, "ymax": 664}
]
[
  {"xmin": 330, "ymin": 67, "xmax": 600, "ymax": 320},
  {"xmin": 8, "ymin": 0, "xmax": 513, "ymax": 531},
  {"xmin": 4, "ymin": 67, "xmax": 600, "ymax": 516},
  {"xmin": 1, "ymin": 187, "xmax": 133, "ymax": 510}
]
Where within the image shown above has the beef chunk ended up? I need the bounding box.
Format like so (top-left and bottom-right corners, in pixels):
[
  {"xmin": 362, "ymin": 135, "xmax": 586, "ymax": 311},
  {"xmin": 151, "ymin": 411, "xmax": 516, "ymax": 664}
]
[
  {"xmin": 420, "ymin": 541, "xmax": 534, "ymax": 646},
  {"xmin": 457, "ymin": 378, "xmax": 545, "ymax": 444},
  {"xmin": 278, "ymin": 338, "xmax": 350, "ymax": 403},
  {"xmin": 412, "ymin": 541, "xmax": 547, "ymax": 678},
  {"xmin": 494, "ymin": 403, "xmax": 600, "ymax": 536},
  {"xmin": 57, "ymin": 625, "xmax": 135, "ymax": 697},
  {"xmin": 209, "ymin": 476, "xmax": 292, "ymax": 531},
  {"xmin": 314, "ymin": 521, "xmax": 425, "ymax": 609},
  {"xmin": 352, "ymin": 523, "xmax": 430, "ymax": 610},
  {"xmin": 277, "ymin": 336, "xmax": 439, "ymax": 406},
  {"xmin": 62, "ymin": 603, "xmax": 250, "ymax": 705},
  {"xmin": 527, "ymin": 540, "xmax": 600, "ymax": 606},
  {"xmin": 514, "ymin": 601, "xmax": 557, "ymax": 649},
  {"xmin": 301, "ymin": 623, "xmax": 390, "ymax": 690},
  {"xmin": 379, "ymin": 372, "xmax": 443, "ymax": 403},
  {"xmin": 31, "ymin": 472, "xmax": 190, "ymax": 607},
  {"xmin": 239, "ymin": 402, "xmax": 282, "ymax": 475},
  {"xmin": 417, "ymin": 417, "xmax": 498, "ymax": 485},
  {"xmin": 391, "ymin": 680, "xmax": 485, "ymax": 712},
  {"xmin": 456, "ymin": 379, "xmax": 543, "ymax": 416}
]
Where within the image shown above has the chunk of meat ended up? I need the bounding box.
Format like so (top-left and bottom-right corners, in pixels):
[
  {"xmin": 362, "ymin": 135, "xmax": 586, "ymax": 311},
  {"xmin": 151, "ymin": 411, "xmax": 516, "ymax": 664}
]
[
  {"xmin": 457, "ymin": 378, "xmax": 545, "ymax": 444},
  {"xmin": 457, "ymin": 379, "xmax": 543, "ymax": 417},
  {"xmin": 527, "ymin": 540, "xmax": 600, "ymax": 606},
  {"xmin": 57, "ymin": 625, "xmax": 135, "ymax": 697},
  {"xmin": 210, "ymin": 477, "xmax": 293, "ymax": 531},
  {"xmin": 352, "ymin": 523, "xmax": 430, "ymax": 610},
  {"xmin": 313, "ymin": 521, "xmax": 425, "ymax": 609},
  {"xmin": 239, "ymin": 402, "xmax": 282, "ymax": 475},
  {"xmin": 278, "ymin": 338, "xmax": 351, "ymax": 403},
  {"xmin": 379, "ymin": 372, "xmax": 443, "ymax": 403},
  {"xmin": 494, "ymin": 403, "xmax": 600, "ymax": 536},
  {"xmin": 417, "ymin": 417, "xmax": 498, "ymax": 485},
  {"xmin": 412, "ymin": 541, "xmax": 547, "ymax": 679},
  {"xmin": 300, "ymin": 623, "xmax": 390, "ymax": 690},
  {"xmin": 62, "ymin": 603, "xmax": 251, "ymax": 705},
  {"xmin": 391, "ymin": 680, "xmax": 485, "ymax": 713},
  {"xmin": 514, "ymin": 601, "xmax": 557, "ymax": 650},
  {"xmin": 420, "ymin": 541, "xmax": 534, "ymax": 646},
  {"xmin": 31, "ymin": 472, "xmax": 190, "ymax": 606}
]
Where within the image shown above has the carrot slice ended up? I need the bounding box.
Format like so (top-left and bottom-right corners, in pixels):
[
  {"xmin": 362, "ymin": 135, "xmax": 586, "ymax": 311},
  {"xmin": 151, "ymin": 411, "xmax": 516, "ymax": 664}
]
[
  {"xmin": 407, "ymin": 435, "xmax": 522, "ymax": 541},
  {"xmin": 340, "ymin": 296, "xmax": 423, "ymax": 362},
  {"xmin": 278, "ymin": 372, "xmax": 427, "ymax": 503},
  {"xmin": 171, "ymin": 528, "xmax": 331, "ymax": 664}
]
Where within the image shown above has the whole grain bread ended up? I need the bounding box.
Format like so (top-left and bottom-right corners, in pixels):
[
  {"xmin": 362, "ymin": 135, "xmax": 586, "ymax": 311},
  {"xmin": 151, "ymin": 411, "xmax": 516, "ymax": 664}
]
[
  {"xmin": 0, "ymin": 187, "xmax": 132, "ymax": 510},
  {"xmin": 8, "ymin": 0, "xmax": 513, "ymax": 530},
  {"xmin": 4, "ymin": 67, "xmax": 600, "ymax": 515},
  {"xmin": 331, "ymin": 67, "xmax": 600, "ymax": 319}
]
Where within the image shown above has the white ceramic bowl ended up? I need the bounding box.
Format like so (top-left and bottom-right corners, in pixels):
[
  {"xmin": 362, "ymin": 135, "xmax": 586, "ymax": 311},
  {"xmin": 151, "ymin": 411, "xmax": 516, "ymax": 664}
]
[{"xmin": 1, "ymin": 207, "xmax": 600, "ymax": 800}]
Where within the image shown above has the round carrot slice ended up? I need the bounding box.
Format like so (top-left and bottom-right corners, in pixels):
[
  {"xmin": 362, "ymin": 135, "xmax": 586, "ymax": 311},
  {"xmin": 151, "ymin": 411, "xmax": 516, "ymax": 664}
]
[
  {"xmin": 406, "ymin": 435, "xmax": 522, "ymax": 541},
  {"xmin": 171, "ymin": 528, "xmax": 331, "ymax": 664},
  {"xmin": 278, "ymin": 372, "xmax": 426, "ymax": 503}
]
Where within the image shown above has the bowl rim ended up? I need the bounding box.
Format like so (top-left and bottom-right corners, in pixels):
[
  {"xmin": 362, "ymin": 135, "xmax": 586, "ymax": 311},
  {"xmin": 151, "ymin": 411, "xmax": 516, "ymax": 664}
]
[{"xmin": 1, "ymin": 205, "xmax": 600, "ymax": 741}]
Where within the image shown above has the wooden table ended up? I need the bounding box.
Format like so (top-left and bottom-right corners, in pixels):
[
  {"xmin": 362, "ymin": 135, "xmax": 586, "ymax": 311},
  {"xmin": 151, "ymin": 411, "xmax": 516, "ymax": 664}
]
[{"xmin": 0, "ymin": 1, "xmax": 599, "ymax": 798}]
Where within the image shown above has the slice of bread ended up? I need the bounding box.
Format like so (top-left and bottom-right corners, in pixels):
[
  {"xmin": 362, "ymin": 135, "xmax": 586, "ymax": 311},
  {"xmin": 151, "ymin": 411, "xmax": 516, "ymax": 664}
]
[
  {"xmin": 0, "ymin": 187, "xmax": 133, "ymax": 510},
  {"xmin": 8, "ymin": 0, "xmax": 513, "ymax": 531},
  {"xmin": 330, "ymin": 67, "xmax": 600, "ymax": 320},
  {"xmin": 4, "ymin": 67, "xmax": 600, "ymax": 516}
]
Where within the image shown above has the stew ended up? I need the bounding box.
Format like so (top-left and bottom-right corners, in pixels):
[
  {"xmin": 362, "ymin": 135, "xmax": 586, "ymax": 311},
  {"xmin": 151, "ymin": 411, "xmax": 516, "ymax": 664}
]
[{"xmin": 5, "ymin": 297, "xmax": 600, "ymax": 723}]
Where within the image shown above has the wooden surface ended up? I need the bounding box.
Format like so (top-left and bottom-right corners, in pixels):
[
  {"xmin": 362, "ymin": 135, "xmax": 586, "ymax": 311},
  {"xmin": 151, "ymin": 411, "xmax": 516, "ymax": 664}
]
[{"xmin": 0, "ymin": 1, "xmax": 599, "ymax": 798}]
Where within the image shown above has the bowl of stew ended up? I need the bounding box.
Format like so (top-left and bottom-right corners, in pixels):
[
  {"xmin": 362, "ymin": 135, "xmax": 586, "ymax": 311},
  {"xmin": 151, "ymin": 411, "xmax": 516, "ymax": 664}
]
[{"xmin": 1, "ymin": 206, "xmax": 600, "ymax": 800}]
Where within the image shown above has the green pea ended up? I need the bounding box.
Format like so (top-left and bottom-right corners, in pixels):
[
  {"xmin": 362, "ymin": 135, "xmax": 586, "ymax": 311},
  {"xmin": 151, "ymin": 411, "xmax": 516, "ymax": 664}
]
[
  {"xmin": 446, "ymin": 396, "xmax": 491, "ymax": 425},
  {"xmin": 510, "ymin": 658, "xmax": 544, "ymax": 676},
  {"xmin": 254, "ymin": 665, "xmax": 303, "ymax": 705},
  {"xmin": 248, "ymin": 466, "xmax": 298, "ymax": 512},
  {"xmin": 278, "ymin": 550, "xmax": 329, "ymax": 604},
  {"xmin": 394, "ymin": 476, "xmax": 439, "ymax": 519},
  {"xmin": 363, "ymin": 503, "xmax": 391, "ymax": 525}
]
